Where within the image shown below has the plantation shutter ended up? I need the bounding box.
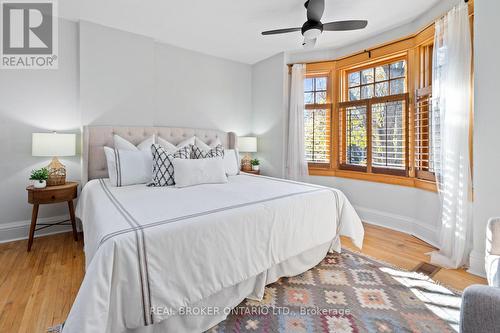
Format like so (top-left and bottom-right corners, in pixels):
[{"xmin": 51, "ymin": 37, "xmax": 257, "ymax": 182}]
[{"xmin": 414, "ymin": 87, "xmax": 438, "ymax": 181}]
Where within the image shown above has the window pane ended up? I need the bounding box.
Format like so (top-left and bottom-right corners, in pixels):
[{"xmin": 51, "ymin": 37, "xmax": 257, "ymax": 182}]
[
  {"xmin": 304, "ymin": 78, "xmax": 314, "ymax": 92},
  {"xmin": 375, "ymin": 65, "xmax": 389, "ymax": 82},
  {"xmin": 315, "ymin": 77, "xmax": 327, "ymax": 90},
  {"xmin": 361, "ymin": 69, "xmax": 374, "ymax": 84},
  {"xmin": 375, "ymin": 82, "xmax": 389, "ymax": 97},
  {"xmin": 390, "ymin": 61, "xmax": 406, "ymax": 78},
  {"xmin": 304, "ymin": 92, "xmax": 314, "ymax": 104},
  {"xmin": 345, "ymin": 106, "xmax": 367, "ymax": 166},
  {"xmin": 315, "ymin": 91, "xmax": 327, "ymax": 104},
  {"xmin": 349, "ymin": 87, "xmax": 360, "ymax": 101},
  {"xmin": 304, "ymin": 109, "xmax": 330, "ymax": 163},
  {"xmin": 371, "ymin": 101, "xmax": 405, "ymax": 170},
  {"xmin": 348, "ymin": 72, "xmax": 360, "ymax": 87},
  {"xmin": 390, "ymin": 78, "xmax": 405, "ymax": 94},
  {"xmin": 361, "ymin": 85, "xmax": 374, "ymax": 99}
]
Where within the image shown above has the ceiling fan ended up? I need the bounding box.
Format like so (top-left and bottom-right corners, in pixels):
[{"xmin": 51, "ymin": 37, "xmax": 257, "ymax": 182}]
[{"xmin": 261, "ymin": 0, "xmax": 368, "ymax": 48}]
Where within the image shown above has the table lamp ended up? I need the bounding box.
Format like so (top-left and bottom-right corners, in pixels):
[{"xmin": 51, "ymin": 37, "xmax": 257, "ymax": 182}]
[
  {"xmin": 32, "ymin": 132, "xmax": 76, "ymax": 186},
  {"xmin": 238, "ymin": 136, "xmax": 257, "ymax": 171}
]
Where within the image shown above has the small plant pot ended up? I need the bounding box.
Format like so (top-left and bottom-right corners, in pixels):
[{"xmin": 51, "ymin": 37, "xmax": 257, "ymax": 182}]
[
  {"xmin": 252, "ymin": 165, "xmax": 260, "ymax": 171},
  {"xmin": 34, "ymin": 180, "xmax": 47, "ymax": 189}
]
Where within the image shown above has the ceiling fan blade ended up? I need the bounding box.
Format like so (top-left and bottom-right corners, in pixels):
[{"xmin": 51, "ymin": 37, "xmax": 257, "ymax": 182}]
[
  {"xmin": 262, "ymin": 27, "xmax": 301, "ymax": 35},
  {"xmin": 306, "ymin": 0, "xmax": 325, "ymax": 22},
  {"xmin": 302, "ymin": 38, "xmax": 317, "ymax": 49},
  {"xmin": 323, "ymin": 20, "xmax": 368, "ymax": 31}
]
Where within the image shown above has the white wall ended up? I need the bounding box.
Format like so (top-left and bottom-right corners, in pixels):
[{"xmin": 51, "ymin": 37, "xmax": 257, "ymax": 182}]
[
  {"xmin": 0, "ymin": 20, "xmax": 253, "ymax": 242},
  {"xmin": 80, "ymin": 21, "xmax": 156, "ymax": 126},
  {"xmin": 469, "ymin": 0, "xmax": 500, "ymax": 277},
  {"xmin": 0, "ymin": 19, "xmax": 80, "ymax": 242},
  {"xmin": 154, "ymin": 43, "xmax": 252, "ymax": 134},
  {"xmin": 304, "ymin": 176, "xmax": 440, "ymax": 246},
  {"xmin": 251, "ymin": 53, "xmax": 288, "ymax": 178},
  {"xmin": 80, "ymin": 21, "xmax": 253, "ymax": 134}
]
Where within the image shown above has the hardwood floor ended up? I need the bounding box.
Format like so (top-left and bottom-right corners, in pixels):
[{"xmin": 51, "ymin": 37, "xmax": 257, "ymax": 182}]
[
  {"xmin": 0, "ymin": 224, "xmax": 487, "ymax": 333},
  {"xmin": 0, "ymin": 233, "xmax": 84, "ymax": 333},
  {"xmin": 341, "ymin": 224, "xmax": 488, "ymax": 290}
]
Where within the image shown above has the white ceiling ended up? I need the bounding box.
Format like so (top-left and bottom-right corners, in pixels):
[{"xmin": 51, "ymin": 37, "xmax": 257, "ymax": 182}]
[{"xmin": 60, "ymin": 0, "xmax": 442, "ymax": 64}]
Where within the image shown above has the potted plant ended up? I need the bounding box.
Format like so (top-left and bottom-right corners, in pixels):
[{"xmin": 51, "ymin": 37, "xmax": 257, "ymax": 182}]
[
  {"xmin": 250, "ymin": 159, "xmax": 260, "ymax": 171},
  {"xmin": 30, "ymin": 168, "xmax": 49, "ymax": 189}
]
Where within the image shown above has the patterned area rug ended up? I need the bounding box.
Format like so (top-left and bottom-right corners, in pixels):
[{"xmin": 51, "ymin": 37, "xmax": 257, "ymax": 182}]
[
  {"xmin": 207, "ymin": 249, "xmax": 462, "ymax": 333},
  {"xmin": 49, "ymin": 249, "xmax": 461, "ymax": 333}
]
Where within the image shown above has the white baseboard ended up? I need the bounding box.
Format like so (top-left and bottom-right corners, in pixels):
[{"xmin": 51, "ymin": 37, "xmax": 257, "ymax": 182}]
[
  {"xmin": 354, "ymin": 205, "xmax": 488, "ymax": 278},
  {"xmin": 354, "ymin": 205, "xmax": 440, "ymax": 248},
  {"xmin": 467, "ymin": 249, "xmax": 487, "ymax": 278},
  {"xmin": 0, "ymin": 214, "xmax": 72, "ymax": 244}
]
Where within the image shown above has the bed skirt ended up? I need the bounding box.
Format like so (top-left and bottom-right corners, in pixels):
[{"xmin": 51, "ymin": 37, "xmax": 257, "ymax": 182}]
[{"xmin": 128, "ymin": 241, "xmax": 332, "ymax": 333}]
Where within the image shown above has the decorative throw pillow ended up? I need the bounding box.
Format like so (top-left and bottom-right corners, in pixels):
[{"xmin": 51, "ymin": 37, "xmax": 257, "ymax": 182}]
[
  {"xmin": 173, "ymin": 157, "xmax": 228, "ymax": 188},
  {"xmin": 194, "ymin": 137, "xmax": 222, "ymax": 152},
  {"xmin": 103, "ymin": 148, "xmax": 152, "ymax": 187},
  {"xmin": 192, "ymin": 144, "xmax": 224, "ymax": 159},
  {"xmin": 103, "ymin": 135, "xmax": 155, "ymax": 187},
  {"xmin": 157, "ymin": 136, "xmax": 195, "ymax": 154},
  {"xmin": 149, "ymin": 144, "xmax": 191, "ymax": 186}
]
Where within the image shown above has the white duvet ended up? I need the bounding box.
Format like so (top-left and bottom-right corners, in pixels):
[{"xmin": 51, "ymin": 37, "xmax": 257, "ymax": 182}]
[{"xmin": 63, "ymin": 174, "xmax": 364, "ymax": 333}]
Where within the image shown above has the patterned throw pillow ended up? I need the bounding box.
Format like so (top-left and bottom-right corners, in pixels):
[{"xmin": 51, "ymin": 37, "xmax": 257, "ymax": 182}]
[
  {"xmin": 192, "ymin": 144, "xmax": 224, "ymax": 159},
  {"xmin": 149, "ymin": 144, "xmax": 191, "ymax": 186}
]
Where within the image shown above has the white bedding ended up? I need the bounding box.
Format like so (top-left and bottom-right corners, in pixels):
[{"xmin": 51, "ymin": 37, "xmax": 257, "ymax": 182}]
[{"xmin": 64, "ymin": 174, "xmax": 364, "ymax": 333}]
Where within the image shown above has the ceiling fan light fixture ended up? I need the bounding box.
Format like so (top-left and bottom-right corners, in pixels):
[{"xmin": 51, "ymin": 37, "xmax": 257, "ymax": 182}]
[
  {"xmin": 260, "ymin": 0, "xmax": 368, "ymax": 48},
  {"xmin": 303, "ymin": 28, "xmax": 322, "ymax": 40}
]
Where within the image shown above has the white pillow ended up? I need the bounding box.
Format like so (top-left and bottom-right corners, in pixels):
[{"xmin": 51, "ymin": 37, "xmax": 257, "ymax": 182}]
[
  {"xmin": 157, "ymin": 136, "xmax": 195, "ymax": 154},
  {"xmin": 104, "ymin": 147, "xmax": 152, "ymax": 187},
  {"xmin": 223, "ymin": 149, "xmax": 240, "ymax": 176},
  {"xmin": 194, "ymin": 137, "xmax": 222, "ymax": 152},
  {"xmin": 173, "ymin": 158, "xmax": 227, "ymax": 188},
  {"xmin": 113, "ymin": 134, "xmax": 154, "ymax": 151}
]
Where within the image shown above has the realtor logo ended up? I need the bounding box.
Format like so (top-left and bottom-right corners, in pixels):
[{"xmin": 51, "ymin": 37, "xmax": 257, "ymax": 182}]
[{"xmin": 1, "ymin": 0, "xmax": 58, "ymax": 69}]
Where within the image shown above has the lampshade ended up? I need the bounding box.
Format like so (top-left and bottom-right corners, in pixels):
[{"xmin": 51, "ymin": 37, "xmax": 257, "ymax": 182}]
[
  {"xmin": 32, "ymin": 132, "xmax": 76, "ymax": 157},
  {"xmin": 238, "ymin": 137, "xmax": 257, "ymax": 153}
]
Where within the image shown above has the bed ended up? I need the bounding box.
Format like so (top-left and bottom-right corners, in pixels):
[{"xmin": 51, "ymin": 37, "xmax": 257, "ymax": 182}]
[{"xmin": 62, "ymin": 126, "xmax": 364, "ymax": 333}]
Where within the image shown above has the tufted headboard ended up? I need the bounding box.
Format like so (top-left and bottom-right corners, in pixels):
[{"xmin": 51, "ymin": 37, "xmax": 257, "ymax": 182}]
[{"xmin": 82, "ymin": 126, "xmax": 237, "ymax": 183}]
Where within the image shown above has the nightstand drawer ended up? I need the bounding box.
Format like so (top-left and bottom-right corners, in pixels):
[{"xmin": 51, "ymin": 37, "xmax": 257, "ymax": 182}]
[{"xmin": 28, "ymin": 186, "xmax": 77, "ymax": 204}]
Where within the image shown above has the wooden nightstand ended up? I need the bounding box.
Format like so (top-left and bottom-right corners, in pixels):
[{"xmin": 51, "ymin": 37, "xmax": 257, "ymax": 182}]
[
  {"xmin": 26, "ymin": 181, "xmax": 79, "ymax": 251},
  {"xmin": 242, "ymin": 170, "xmax": 260, "ymax": 175}
]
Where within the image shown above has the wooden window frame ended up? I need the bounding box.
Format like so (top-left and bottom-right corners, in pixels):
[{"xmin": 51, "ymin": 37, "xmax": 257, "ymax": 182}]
[
  {"xmin": 338, "ymin": 93, "xmax": 410, "ymax": 177},
  {"xmin": 305, "ymin": 29, "xmax": 439, "ymax": 191},
  {"xmin": 344, "ymin": 56, "xmax": 408, "ymax": 102}
]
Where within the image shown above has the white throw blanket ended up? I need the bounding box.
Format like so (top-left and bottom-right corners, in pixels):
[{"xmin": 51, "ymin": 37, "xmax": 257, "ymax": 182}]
[{"xmin": 63, "ymin": 174, "xmax": 364, "ymax": 333}]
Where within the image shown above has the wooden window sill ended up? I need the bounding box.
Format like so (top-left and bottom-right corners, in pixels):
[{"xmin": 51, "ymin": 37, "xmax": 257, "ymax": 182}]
[{"xmin": 308, "ymin": 167, "xmax": 437, "ymax": 192}]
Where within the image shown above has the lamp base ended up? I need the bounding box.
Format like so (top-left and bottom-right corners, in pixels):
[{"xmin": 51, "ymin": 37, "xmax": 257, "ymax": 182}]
[
  {"xmin": 241, "ymin": 153, "xmax": 252, "ymax": 172},
  {"xmin": 47, "ymin": 157, "xmax": 67, "ymax": 186}
]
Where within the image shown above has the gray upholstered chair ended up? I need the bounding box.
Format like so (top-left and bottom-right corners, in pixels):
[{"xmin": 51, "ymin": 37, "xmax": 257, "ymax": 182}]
[{"xmin": 460, "ymin": 218, "xmax": 500, "ymax": 333}]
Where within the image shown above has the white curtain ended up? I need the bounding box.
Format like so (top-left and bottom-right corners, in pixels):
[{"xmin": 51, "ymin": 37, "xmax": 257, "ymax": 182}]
[
  {"xmin": 430, "ymin": 2, "xmax": 473, "ymax": 269},
  {"xmin": 286, "ymin": 64, "xmax": 308, "ymax": 181}
]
